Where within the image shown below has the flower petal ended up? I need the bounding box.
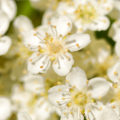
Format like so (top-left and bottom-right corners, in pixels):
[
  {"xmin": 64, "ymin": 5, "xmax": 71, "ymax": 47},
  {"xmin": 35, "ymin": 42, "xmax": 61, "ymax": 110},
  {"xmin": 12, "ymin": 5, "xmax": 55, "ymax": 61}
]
[
  {"xmin": 97, "ymin": 106, "xmax": 119, "ymax": 120},
  {"xmin": 90, "ymin": 16, "xmax": 110, "ymax": 31},
  {"xmin": 51, "ymin": 16, "xmax": 72, "ymax": 37},
  {"xmin": 0, "ymin": 36, "xmax": 11, "ymax": 55},
  {"xmin": 85, "ymin": 102, "xmax": 119, "ymax": 120},
  {"xmin": 85, "ymin": 103, "xmax": 102, "ymax": 120},
  {"xmin": 48, "ymin": 85, "xmax": 71, "ymax": 107},
  {"xmin": 107, "ymin": 62, "xmax": 120, "ymax": 83},
  {"xmin": 27, "ymin": 53, "xmax": 51, "ymax": 74},
  {"xmin": 17, "ymin": 112, "xmax": 32, "ymax": 120},
  {"xmin": 1, "ymin": 0, "xmax": 16, "ymax": 20},
  {"xmin": 23, "ymin": 25, "xmax": 48, "ymax": 51},
  {"xmin": 0, "ymin": 11, "xmax": 9, "ymax": 35},
  {"xmin": 97, "ymin": 0, "xmax": 113, "ymax": 14},
  {"xmin": 34, "ymin": 98, "xmax": 53, "ymax": 120},
  {"xmin": 52, "ymin": 52, "xmax": 74, "ymax": 76},
  {"xmin": 42, "ymin": 10, "xmax": 55, "ymax": 25},
  {"xmin": 88, "ymin": 77, "xmax": 113, "ymax": 100},
  {"xmin": 0, "ymin": 97, "xmax": 12, "ymax": 120},
  {"xmin": 66, "ymin": 67, "xmax": 87, "ymax": 90},
  {"xmin": 22, "ymin": 74, "xmax": 45, "ymax": 95},
  {"xmin": 11, "ymin": 85, "xmax": 32, "ymax": 110},
  {"xmin": 14, "ymin": 15, "xmax": 33, "ymax": 39},
  {"xmin": 61, "ymin": 106, "xmax": 84, "ymax": 120},
  {"xmin": 65, "ymin": 33, "xmax": 91, "ymax": 52}
]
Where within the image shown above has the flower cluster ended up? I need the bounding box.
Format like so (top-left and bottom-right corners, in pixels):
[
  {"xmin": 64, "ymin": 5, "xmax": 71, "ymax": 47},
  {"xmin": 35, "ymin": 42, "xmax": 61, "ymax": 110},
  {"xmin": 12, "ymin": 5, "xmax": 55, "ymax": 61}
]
[{"xmin": 0, "ymin": 0, "xmax": 120, "ymax": 120}]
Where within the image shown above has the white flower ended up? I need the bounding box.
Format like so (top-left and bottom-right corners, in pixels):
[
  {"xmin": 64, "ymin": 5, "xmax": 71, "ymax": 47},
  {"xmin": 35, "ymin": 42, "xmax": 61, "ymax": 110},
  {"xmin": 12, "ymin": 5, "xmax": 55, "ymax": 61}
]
[
  {"xmin": 111, "ymin": 19, "xmax": 120, "ymax": 42},
  {"xmin": 0, "ymin": 0, "xmax": 16, "ymax": 21},
  {"xmin": 108, "ymin": 61, "xmax": 120, "ymax": 83},
  {"xmin": 25, "ymin": 16, "xmax": 91, "ymax": 76},
  {"xmin": 14, "ymin": 15, "xmax": 33, "ymax": 40},
  {"xmin": 0, "ymin": 12, "xmax": 11, "ymax": 56},
  {"xmin": 11, "ymin": 74, "xmax": 54, "ymax": 120},
  {"xmin": 43, "ymin": 0, "xmax": 113, "ymax": 32},
  {"xmin": 0, "ymin": 0, "xmax": 16, "ymax": 55},
  {"xmin": 0, "ymin": 36, "xmax": 12, "ymax": 55},
  {"xmin": 109, "ymin": 19, "xmax": 120, "ymax": 57},
  {"xmin": 0, "ymin": 97, "xmax": 12, "ymax": 120},
  {"xmin": 0, "ymin": 0, "xmax": 16, "ymax": 35},
  {"xmin": 21, "ymin": 73, "xmax": 45, "ymax": 95},
  {"xmin": 88, "ymin": 62, "xmax": 120, "ymax": 120},
  {"xmin": 18, "ymin": 112, "xmax": 32, "ymax": 120},
  {"xmin": 85, "ymin": 102, "xmax": 120, "ymax": 120},
  {"xmin": 0, "ymin": 11, "xmax": 9, "ymax": 36},
  {"xmin": 48, "ymin": 67, "xmax": 113, "ymax": 119}
]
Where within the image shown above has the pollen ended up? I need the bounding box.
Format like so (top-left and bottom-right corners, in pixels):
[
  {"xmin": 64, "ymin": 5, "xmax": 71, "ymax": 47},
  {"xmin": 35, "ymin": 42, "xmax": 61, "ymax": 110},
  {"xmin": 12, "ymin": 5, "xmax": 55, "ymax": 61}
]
[
  {"xmin": 76, "ymin": 43, "xmax": 80, "ymax": 47},
  {"xmin": 70, "ymin": 89, "xmax": 93, "ymax": 114},
  {"xmin": 75, "ymin": 3, "xmax": 97, "ymax": 24},
  {"xmin": 40, "ymin": 66, "xmax": 43, "ymax": 68}
]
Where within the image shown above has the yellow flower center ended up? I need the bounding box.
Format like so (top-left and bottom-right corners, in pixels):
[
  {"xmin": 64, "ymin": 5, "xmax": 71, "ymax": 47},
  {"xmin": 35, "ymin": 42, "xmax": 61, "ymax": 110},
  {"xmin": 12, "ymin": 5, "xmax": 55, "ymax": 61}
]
[
  {"xmin": 67, "ymin": 88, "xmax": 94, "ymax": 114},
  {"xmin": 47, "ymin": 41, "xmax": 63, "ymax": 55},
  {"xmin": 38, "ymin": 32, "xmax": 67, "ymax": 61},
  {"xmin": 75, "ymin": 3, "xmax": 97, "ymax": 23}
]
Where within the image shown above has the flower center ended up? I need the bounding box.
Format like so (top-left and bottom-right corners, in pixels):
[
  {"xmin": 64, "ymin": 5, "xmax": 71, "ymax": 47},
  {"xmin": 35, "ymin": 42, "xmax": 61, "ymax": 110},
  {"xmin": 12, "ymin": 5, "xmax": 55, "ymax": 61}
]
[
  {"xmin": 42, "ymin": 33, "xmax": 66, "ymax": 60},
  {"xmin": 68, "ymin": 88, "xmax": 94, "ymax": 114},
  {"xmin": 75, "ymin": 3, "xmax": 97, "ymax": 23},
  {"xmin": 48, "ymin": 41, "xmax": 63, "ymax": 55}
]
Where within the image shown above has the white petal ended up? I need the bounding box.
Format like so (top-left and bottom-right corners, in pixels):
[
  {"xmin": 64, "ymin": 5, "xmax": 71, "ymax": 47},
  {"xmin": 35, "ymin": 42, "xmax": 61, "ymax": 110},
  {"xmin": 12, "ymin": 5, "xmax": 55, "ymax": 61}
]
[
  {"xmin": 56, "ymin": 2, "xmax": 75, "ymax": 15},
  {"xmin": 65, "ymin": 33, "xmax": 91, "ymax": 52},
  {"xmin": 48, "ymin": 85, "xmax": 71, "ymax": 107},
  {"xmin": 27, "ymin": 53, "xmax": 51, "ymax": 74},
  {"xmin": 0, "ymin": 97, "xmax": 12, "ymax": 120},
  {"xmin": 61, "ymin": 106, "xmax": 84, "ymax": 120},
  {"xmin": 97, "ymin": 48, "xmax": 110, "ymax": 63},
  {"xmin": 107, "ymin": 62, "xmax": 120, "ymax": 83},
  {"xmin": 52, "ymin": 52, "xmax": 74, "ymax": 76},
  {"xmin": 0, "ymin": 11, "xmax": 9, "ymax": 35},
  {"xmin": 23, "ymin": 26, "xmax": 48, "ymax": 51},
  {"xmin": 85, "ymin": 103, "xmax": 101, "ymax": 120},
  {"xmin": 88, "ymin": 77, "xmax": 113, "ymax": 100},
  {"xmin": 113, "ymin": 29, "xmax": 120, "ymax": 42},
  {"xmin": 51, "ymin": 16, "xmax": 72, "ymax": 36},
  {"xmin": 90, "ymin": 16, "xmax": 110, "ymax": 31},
  {"xmin": 14, "ymin": 15, "xmax": 33, "ymax": 39},
  {"xmin": 0, "ymin": 36, "xmax": 11, "ymax": 55},
  {"xmin": 74, "ymin": 20, "xmax": 88, "ymax": 33},
  {"xmin": 23, "ymin": 74, "xmax": 45, "ymax": 94},
  {"xmin": 34, "ymin": 98, "xmax": 53, "ymax": 120},
  {"xmin": 86, "ymin": 102, "xmax": 119, "ymax": 120},
  {"xmin": 17, "ymin": 112, "xmax": 32, "ymax": 120},
  {"xmin": 42, "ymin": 10, "xmax": 55, "ymax": 25},
  {"xmin": 108, "ymin": 102, "xmax": 120, "ymax": 117},
  {"xmin": 97, "ymin": 106, "xmax": 119, "ymax": 120},
  {"xmin": 11, "ymin": 85, "xmax": 32, "ymax": 109},
  {"xmin": 1, "ymin": 0, "xmax": 16, "ymax": 20},
  {"xmin": 97, "ymin": 0, "xmax": 113, "ymax": 14},
  {"xmin": 66, "ymin": 67, "xmax": 87, "ymax": 90},
  {"xmin": 21, "ymin": 73, "xmax": 44, "ymax": 82},
  {"xmin": 115, "ymin": 41, "xmax": 120, "ymax": 58}
]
